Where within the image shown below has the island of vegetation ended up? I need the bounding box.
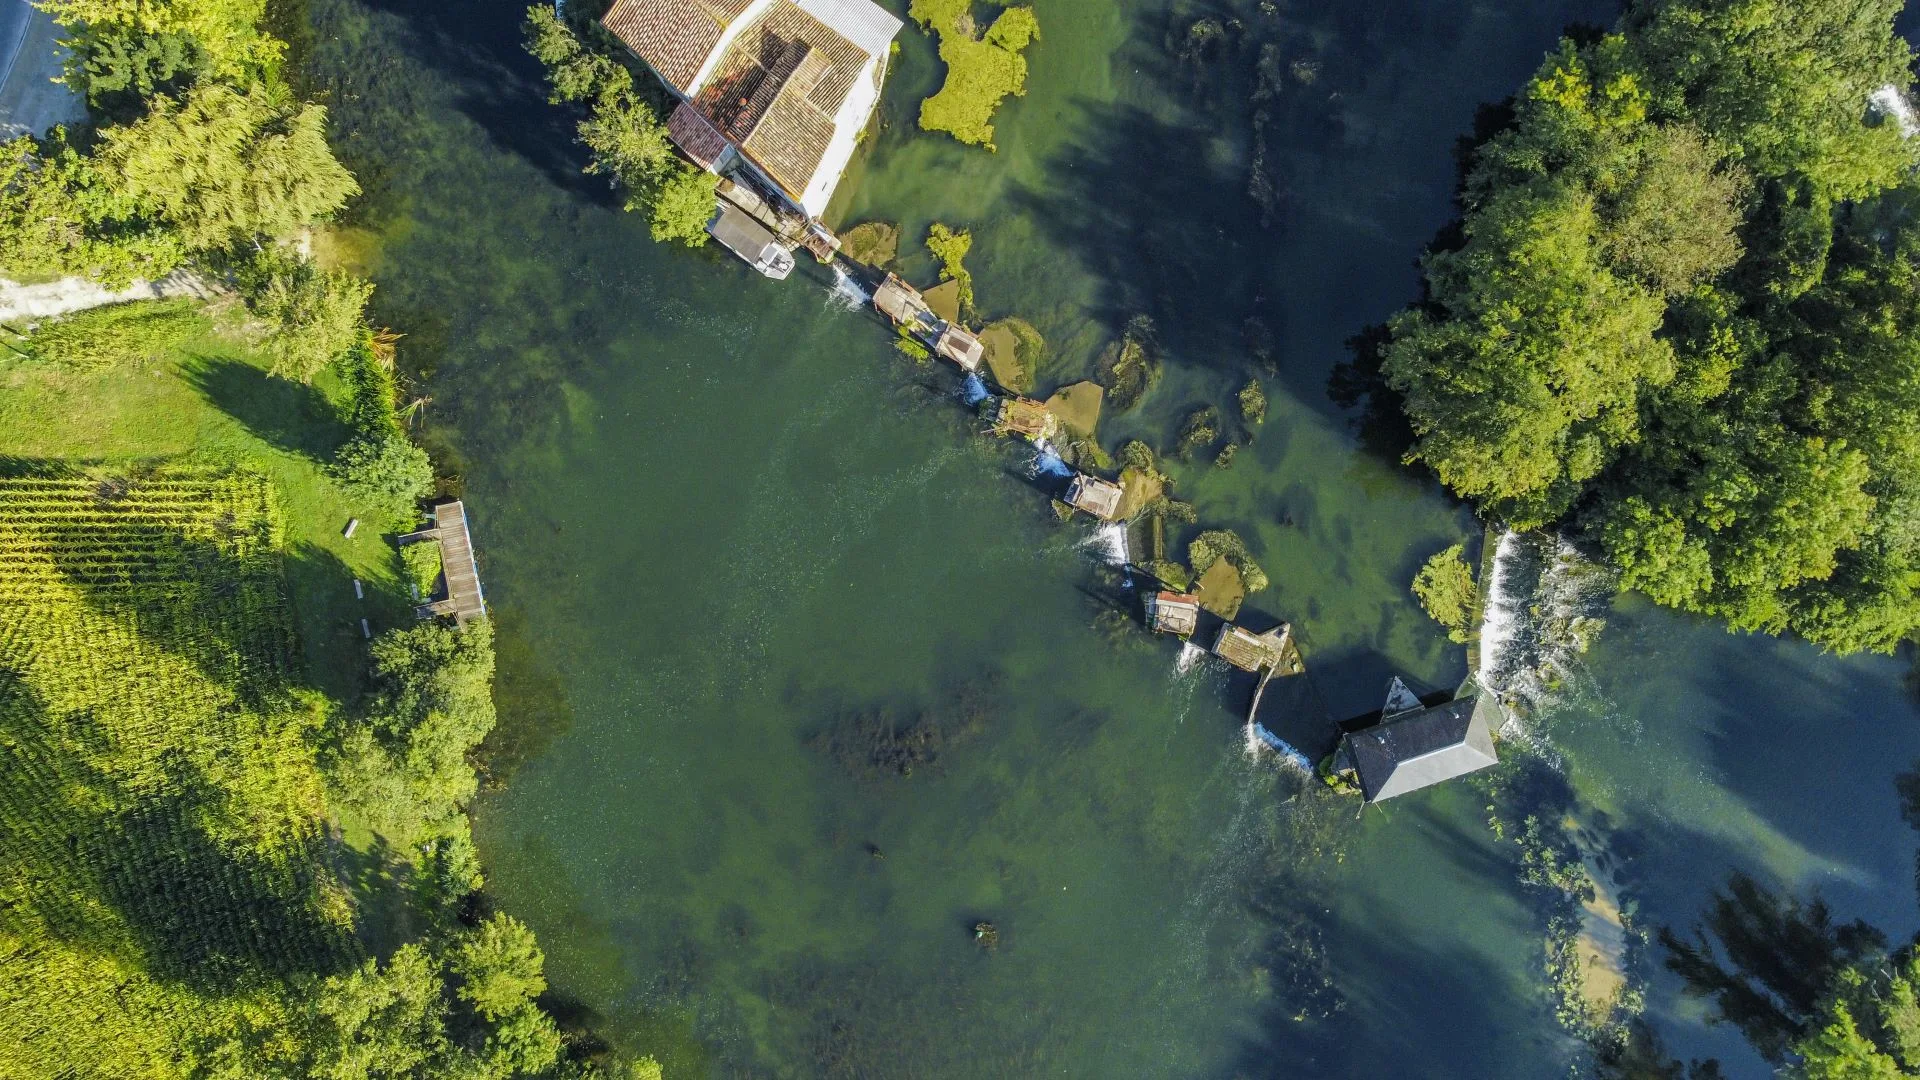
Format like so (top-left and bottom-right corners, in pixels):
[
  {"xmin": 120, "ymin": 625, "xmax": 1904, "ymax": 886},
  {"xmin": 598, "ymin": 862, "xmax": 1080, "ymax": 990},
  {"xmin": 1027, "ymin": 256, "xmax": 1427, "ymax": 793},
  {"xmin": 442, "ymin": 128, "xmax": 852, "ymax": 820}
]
[
  {"xmin": 908, "ymin": 0, "xmax": 1040, "ymax": 150},
  {"xmin": 0, "ymin": 0, "xmax": 650, "ymax": 1076},
  {"xmin": 1345, "ymin": 0, "xmax": 1920, "ymax": 656}
]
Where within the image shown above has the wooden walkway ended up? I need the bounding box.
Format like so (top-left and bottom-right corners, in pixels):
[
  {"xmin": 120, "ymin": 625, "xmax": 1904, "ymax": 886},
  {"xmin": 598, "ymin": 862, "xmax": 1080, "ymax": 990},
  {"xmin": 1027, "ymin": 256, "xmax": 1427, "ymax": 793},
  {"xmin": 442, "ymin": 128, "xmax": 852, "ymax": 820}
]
[{"xmin": 402, "ymin": 500, "xmax": 486, "ymax": 626}]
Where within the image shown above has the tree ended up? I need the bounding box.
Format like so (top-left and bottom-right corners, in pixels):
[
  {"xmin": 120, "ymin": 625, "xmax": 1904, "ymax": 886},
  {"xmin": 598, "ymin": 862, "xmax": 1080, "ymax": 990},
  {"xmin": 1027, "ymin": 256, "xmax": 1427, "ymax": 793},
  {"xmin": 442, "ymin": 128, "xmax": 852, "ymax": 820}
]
[
  {"xmin": 523, "ymin": 5, "xmax": 631, "ymax": 106},
  {"xmin": 452, "ymin": 914, "xmax": 547, "ymax": 1021},
  {"xmin": 98, "ymin": 82, "xmax": 359, "ymax": 249},
  {"xmin": 1795, "ymin": 1003, "xmax": 1904, "ymax": 1080},
  {"xmin": 331, "ymin": 432, "xmax": 433, "ymax": 531},
  {"xmin": 240, "ymin": 250, "xmax": 375, "ymax": 380},
  {"xmin": 0, "ymin": 129, "xmax": 187, "ymax": 285},
  {"xmin": 1413, "ymin": 543, "xmax": 1478, "ymax": 642},
  {"xmin": 37, "ymin": 0, "xmax": 278, "ymax": 77}
]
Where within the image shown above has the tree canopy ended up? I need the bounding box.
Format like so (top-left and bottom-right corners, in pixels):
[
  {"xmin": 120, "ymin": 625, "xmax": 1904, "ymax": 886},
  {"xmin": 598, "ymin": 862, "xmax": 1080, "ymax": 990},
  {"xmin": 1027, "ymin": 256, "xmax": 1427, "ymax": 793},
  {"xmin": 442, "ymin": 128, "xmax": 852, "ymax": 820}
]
[{"xmin": 1372, "ymin": 0, "xmax": 1920, "ymax": 652}]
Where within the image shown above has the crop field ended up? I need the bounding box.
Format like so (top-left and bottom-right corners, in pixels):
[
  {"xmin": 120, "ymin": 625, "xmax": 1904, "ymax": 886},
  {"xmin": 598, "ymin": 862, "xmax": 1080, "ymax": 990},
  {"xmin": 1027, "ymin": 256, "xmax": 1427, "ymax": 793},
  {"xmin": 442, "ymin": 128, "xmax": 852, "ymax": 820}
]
[{"xmin": 0, "ymin": 469, "xmax": 355, "ymax": 1078}]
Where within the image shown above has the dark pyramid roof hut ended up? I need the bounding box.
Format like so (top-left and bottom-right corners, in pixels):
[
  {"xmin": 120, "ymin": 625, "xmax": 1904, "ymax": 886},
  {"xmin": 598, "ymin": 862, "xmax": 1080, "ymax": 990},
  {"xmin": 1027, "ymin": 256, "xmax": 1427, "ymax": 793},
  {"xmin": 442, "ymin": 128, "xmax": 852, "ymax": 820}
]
[{"xmin": 1342, "ymin": 684, "xmax": 1502, "ymax": 803}]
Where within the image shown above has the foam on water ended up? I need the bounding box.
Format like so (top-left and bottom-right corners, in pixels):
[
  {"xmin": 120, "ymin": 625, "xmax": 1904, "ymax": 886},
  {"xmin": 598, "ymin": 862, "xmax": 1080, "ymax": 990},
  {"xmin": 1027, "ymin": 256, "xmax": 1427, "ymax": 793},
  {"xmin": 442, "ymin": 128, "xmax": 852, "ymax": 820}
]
[
  {"xmin": 960, "ymin": 373, "xmax": 990, "ymax": 407},
  {"xmin": 827, "ymin": 265, "xmax": 873, "ymax": 311},
  {"xmin": 1174, "ymin": 640, "xmax": 1207, "ymax": 676},
  {"xmin": 1083, "ymin": 521, "xmax": 1128, "ymax": 567},
  {"xmin": 1475, "ymin": 531, "xmax": 1615, "ymax": 725},
  {"xmin": 1872, "ymin": 83, "xmax": 1918, "ymax": 137}
]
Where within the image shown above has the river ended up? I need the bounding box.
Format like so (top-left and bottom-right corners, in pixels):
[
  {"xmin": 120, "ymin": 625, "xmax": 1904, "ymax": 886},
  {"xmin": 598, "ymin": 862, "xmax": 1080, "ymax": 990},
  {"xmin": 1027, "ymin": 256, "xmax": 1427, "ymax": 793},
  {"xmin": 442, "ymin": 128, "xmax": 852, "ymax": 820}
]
[{"xmin": 306, "ymin": 0, "xmax": 1920, "ymax": 1075}]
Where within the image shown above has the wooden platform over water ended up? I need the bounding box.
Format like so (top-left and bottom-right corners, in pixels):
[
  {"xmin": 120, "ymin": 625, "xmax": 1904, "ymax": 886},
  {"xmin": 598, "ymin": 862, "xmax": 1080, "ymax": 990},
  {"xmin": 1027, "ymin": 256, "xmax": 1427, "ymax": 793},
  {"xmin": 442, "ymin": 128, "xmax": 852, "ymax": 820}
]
[{"xmin": 402, "ymin": 500, "xmax": 486, "ymax": 627}]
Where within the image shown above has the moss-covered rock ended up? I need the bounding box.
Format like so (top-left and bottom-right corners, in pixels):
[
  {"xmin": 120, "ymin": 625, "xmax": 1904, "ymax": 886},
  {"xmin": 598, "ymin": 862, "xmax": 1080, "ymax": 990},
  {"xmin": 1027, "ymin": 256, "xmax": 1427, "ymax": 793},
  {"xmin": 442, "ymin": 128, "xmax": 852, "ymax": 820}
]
[{"xmin": 840, "ymin": 221, "xmax": 899, "ymax": 267}]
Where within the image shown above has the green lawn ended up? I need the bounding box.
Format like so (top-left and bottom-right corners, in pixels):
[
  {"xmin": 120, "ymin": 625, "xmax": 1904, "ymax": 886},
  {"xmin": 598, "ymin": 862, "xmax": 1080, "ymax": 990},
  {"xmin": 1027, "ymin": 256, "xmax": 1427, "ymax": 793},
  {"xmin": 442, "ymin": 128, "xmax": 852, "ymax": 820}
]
[{"xmin": 0, "ymin": 306, "xmax": 417, "ymax": 701}]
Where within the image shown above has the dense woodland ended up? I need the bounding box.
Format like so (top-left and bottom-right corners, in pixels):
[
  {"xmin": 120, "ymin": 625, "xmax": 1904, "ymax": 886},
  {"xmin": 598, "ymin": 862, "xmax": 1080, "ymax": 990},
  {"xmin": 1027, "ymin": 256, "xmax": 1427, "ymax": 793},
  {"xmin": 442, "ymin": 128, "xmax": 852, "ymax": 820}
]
[
  {"xmin": 0, "ymin": 1, "xmax": 644, "ymax": 1076},
  {"xmin": 1346, "ymin": 0, "xmax": 1920, "ymax": 654}
]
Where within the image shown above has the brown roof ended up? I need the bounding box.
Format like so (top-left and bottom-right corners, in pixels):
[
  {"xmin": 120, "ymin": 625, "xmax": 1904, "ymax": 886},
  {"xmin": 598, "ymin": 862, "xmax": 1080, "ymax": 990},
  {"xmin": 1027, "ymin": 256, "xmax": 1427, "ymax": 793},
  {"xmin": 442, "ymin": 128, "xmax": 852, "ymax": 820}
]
[
  {"xmin": 603, "ymin": 0, "xmax": 756, "ymax": 92},
  {"xmin": 668, "ymin": 101, "xmax": 731, "ymax": 168},
  {"xmin": 997, "ymin": 397, "xmax": 1057, "ymax": 438},
  {"xmin": 1213, "ymin": 623, "xmax": 1286, "ymax": 673},
  {"xmin": 692, "ymin": 0, "xmax": 870, "ymax": 200}
]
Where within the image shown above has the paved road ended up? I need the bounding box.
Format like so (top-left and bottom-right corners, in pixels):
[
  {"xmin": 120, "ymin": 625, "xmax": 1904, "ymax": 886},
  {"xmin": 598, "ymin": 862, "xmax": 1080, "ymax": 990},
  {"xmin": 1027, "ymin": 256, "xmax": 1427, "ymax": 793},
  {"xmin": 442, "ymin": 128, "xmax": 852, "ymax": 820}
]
[{"xmin": 0, "ymin": 0, "xmax": 86, "ymax": 139}]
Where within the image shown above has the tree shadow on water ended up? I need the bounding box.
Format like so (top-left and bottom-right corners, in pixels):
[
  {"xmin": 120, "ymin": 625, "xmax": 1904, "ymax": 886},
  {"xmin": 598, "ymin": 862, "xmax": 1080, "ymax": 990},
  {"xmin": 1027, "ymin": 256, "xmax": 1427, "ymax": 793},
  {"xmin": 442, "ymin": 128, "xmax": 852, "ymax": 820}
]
[{"xmin": 312, "ymin": 0, "xmax": 611, "ymax": 208}]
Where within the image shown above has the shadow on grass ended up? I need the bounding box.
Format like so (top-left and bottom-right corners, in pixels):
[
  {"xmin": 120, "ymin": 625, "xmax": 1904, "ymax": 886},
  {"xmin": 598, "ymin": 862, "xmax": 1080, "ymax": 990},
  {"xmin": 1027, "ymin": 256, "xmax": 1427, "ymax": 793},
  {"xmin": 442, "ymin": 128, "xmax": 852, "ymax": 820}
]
[{"xmin": 181, "ymin": 354, "xmax": 352, "ymax": 460}]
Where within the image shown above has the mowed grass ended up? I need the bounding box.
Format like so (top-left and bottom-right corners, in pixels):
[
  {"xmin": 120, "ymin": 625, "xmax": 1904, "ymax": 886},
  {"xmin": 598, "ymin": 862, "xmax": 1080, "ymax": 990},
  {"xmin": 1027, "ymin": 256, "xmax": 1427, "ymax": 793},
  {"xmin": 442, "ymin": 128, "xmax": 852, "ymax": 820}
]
[{"xmin": 0, "ymin": 305, "xmax": 416, "ymax": 700}]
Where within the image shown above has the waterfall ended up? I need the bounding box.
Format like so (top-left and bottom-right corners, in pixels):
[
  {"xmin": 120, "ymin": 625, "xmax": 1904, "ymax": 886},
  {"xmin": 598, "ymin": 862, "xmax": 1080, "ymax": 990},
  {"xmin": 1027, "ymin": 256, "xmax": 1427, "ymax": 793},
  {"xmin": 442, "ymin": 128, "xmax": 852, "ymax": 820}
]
[
  {"xmin": 1246, "ymin": 722, "xmax": 1314, "ymax": 775},
  {"xmin": 1174, "ymin": 640, "xmax": 1207, "ymax": 675},
  {"xmin": 1475, "ymin": 530, "xmax": 1524, "ymax": 688},
  {"xmin": 1081, "ymin": 521, "xmax": 1128, "ymax": 567},
  {"xmin": 1872, "ymin": 83, "xmax": 1918, "ymax": 138},
  {"xmin": 960, "ymin": 373, "xmax": 990, "ymax": 406},
  {"xmin": 827, "ymin": 265, "xmax": 872, "ymax": 311},
  {"xmin": 1475, "ymin": 531, "xmax": 1615, "ymax": 720}
]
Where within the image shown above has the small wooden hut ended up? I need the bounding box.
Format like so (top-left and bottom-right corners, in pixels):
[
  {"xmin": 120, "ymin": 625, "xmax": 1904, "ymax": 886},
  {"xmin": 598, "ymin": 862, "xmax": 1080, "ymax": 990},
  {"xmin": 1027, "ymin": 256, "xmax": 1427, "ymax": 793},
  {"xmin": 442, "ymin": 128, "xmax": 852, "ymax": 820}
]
[
  {"xmin": 1064, "ymin": 473, "xmax": 1124, "ymax": 520},
  {"xmin": 1145, "ymin": 590, "xmax": 1200, "ymax": 637},
  {"xmin": 936, "ymin": 324, "xmax": 985, "ymax": 371},
  {"xmin": 1212, "ymin": 622, "xmax": 1293, "ymax": 673},
  {"xmin": 994, "ymin": 396, "xmax": 1059, "ymax": 441},
  {"xmin": 875, "ymin": 273, "xmax": 934, "ymax": 328}
]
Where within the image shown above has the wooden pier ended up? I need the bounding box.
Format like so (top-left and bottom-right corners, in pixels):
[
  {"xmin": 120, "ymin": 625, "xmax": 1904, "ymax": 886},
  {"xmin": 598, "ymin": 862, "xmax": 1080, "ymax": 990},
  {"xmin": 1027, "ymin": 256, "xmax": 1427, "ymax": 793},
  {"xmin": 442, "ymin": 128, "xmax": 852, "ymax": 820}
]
[{"xmin": 401, "ymin": 500, "xmax": 487, "ymax": 627}]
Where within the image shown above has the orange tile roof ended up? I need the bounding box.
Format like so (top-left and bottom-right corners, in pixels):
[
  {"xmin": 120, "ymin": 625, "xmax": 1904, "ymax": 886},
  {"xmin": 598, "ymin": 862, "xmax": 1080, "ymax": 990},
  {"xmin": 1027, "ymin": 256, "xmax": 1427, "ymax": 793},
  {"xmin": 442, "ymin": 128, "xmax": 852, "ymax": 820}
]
[{"xmin": 602, "ymin": 0, "xmax": 756, "ymax": 92}]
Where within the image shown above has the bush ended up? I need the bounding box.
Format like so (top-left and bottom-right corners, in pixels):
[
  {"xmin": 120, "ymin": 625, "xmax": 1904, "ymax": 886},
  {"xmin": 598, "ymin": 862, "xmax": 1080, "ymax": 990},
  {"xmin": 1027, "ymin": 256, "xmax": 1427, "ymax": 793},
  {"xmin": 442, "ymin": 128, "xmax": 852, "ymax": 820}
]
[
  {"xmin": 1214, "ymin": 441, "xmax": 1238, "ymax": 469},
  {"xmin": 1188, "ymin": 529, "xmax": 1268, "ymax": 593},
  {"xmin": 401, "ymin": 541, "xmax": 442, "ymax": 597},
  {"xmin": 25, "ymin": 298, "xmax": 207, "ymax": 370},
  {"xmin": 1412, "ymin": 543, "xmax": 1478, "ymax": 643},
  {"xmin": 841, "ymin": 221, "xmax": 900, "ymax": 266},
  {"xmin": 926, "ymin": 222, "xmax": 974, "ymax": 315},
  {"xmin": 1175, "ymin": 405, "xmax": 1220, "ymax": 459},
  {"xmin": 332, "ymin": 432, "xmax": 433, "ymax": 530},
  {"xmin": 910, "ymin": 0, "xmax": 1040, "ymax": 150},
  {"xmin": 240, "ymin": 252, "xmax": 374, "ymax": 381},
  {"xmin": 1096, "ymin": 315, "xmax": 1161, "ymax": 412},
  {"xmin": 1120, "ymin": 439, "xmax": 1157, "ymax": 474}
]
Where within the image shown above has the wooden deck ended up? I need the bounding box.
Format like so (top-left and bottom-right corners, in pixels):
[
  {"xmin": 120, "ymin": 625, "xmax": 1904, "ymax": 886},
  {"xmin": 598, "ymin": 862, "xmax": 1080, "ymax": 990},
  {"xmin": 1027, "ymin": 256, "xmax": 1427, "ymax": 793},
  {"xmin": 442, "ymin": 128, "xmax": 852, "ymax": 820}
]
[{"xmin": 402, "ymin": 500, "xmax": 486, "ymax": 627}]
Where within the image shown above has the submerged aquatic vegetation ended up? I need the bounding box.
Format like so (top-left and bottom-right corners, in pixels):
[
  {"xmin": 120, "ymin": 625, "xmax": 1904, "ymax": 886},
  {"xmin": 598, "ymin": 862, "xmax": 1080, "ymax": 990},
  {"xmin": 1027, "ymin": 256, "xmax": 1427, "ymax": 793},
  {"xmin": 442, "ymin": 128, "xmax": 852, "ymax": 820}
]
[
  {"xmin": 1175, "ymin": 405, "xmax": 1221, "ymax": 460},
  {"xmin": 1095, "ymin": 316, "xmax": 1162, "ymax": 413},
  {"xmin": 909, "ymin": 0, "xmax": 1040, "ymax": 151}
]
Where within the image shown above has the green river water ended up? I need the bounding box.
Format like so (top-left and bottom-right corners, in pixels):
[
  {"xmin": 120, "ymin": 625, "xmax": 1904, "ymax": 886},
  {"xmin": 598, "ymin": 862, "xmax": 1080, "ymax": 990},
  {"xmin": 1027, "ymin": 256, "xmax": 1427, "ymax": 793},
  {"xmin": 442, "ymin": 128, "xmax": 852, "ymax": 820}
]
[{"xmin": 306, "ymin": 1, "xmax": 1920, "ymax": 1075}]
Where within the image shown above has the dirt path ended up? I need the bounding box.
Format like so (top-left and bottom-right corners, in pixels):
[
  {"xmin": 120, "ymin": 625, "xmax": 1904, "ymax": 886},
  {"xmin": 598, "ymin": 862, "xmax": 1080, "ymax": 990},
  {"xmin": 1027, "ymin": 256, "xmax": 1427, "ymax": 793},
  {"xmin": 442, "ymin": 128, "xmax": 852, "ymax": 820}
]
[{"xmin": 0, "ymin": 271, "xmax": 221, "ymax": 323}]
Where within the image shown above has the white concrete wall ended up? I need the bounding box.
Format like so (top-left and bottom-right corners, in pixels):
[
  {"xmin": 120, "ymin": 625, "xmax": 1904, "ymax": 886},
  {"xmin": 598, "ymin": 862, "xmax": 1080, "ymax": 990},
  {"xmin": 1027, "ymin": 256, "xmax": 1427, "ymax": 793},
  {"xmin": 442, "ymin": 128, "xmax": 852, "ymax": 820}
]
[{"xmin": 800, "ymin": 56, "xmax": 882, "ymax": 217}]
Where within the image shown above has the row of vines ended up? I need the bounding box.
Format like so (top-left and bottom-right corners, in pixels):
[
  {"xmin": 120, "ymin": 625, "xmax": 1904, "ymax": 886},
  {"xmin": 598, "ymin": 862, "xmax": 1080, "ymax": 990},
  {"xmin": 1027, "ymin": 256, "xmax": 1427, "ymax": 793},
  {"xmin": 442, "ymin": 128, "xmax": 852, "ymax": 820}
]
[{"xmin": 0, "ymin": 468, "xmax": 358, "ymax": 1078}]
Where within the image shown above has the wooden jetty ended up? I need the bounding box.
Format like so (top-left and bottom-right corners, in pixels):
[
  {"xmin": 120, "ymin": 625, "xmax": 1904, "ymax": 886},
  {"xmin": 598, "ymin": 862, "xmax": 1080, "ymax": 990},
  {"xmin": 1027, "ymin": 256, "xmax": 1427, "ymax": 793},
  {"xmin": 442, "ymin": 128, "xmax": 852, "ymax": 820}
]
[{"xmin": 400, "ymin": 500, "xmax": 487, "ymax": 627}]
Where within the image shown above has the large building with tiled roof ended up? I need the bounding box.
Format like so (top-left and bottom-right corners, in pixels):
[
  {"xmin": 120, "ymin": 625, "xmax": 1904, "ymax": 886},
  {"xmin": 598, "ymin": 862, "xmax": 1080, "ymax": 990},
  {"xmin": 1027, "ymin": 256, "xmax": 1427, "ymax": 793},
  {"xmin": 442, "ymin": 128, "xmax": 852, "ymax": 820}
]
[{"xmin": 601, "ymin": 0, "xmax": 901, "ymax": 219}]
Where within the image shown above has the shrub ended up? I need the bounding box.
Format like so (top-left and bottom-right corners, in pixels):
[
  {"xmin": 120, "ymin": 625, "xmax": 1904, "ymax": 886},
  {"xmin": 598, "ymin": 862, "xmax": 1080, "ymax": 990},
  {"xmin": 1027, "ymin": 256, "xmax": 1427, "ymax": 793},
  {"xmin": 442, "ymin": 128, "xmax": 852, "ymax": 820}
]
[
  {"xmin": 910, "ymin": 0, "xmax": 1040, "ymax": 150},
  {"xmin": 401, "ymin": 541, "xmax": 442, "ymax": 597},
  {"xmin": 1096, "ymin": 316, "xmax": 1161, "ymax": 412},
  {"xmin": 926, "ymin": 222, "xmax": 974, "ymax": 315},
  {"xmin": 1413, "ymin": 542, "xmax": 1478, "ymax": 643},
  {"xmin": 1188, "ymin": 529, "xmax": 1268, "ymax": 593},
  {"xmin": 25, "ymin": 298, "xmax": 207, "ymax": 370},
  {"xmin": 1176, "ymin": 406, "xmax": 1220, "ymax": 459},
  {"xmin": 332, "ymin": 432, "xmax": 433, "ymax": 530},
  {"xmin": 1120, "ymin": 439, "xmax": 1157, "ymax": 474},
  {"xmin": 240, "ymin": 252, "xmax": 374, "ymax": 381},
  {"xmin": 841, "ymin": 221, "xmax": 900, "ymax": 266},
  {"xmin": 1214, "ymin": 441, "xmax": 1238, "ymax": 469}
]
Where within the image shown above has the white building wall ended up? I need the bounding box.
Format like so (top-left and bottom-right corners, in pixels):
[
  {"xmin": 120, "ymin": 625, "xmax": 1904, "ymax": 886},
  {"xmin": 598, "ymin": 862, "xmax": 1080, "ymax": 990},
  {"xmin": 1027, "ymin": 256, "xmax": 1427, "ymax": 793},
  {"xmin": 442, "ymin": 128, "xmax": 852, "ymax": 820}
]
[{"xmin": 799, "ymin": 56, "xmax": 882, "ymax": 217}]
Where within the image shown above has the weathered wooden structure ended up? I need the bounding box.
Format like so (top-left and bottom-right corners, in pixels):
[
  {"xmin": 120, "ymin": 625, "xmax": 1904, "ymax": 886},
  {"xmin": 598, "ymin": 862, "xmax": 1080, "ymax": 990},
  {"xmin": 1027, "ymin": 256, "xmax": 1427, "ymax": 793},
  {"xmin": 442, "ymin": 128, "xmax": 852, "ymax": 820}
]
[
  {"xmin": 993, "ymin": 396, "xmax": 1058, "ymax": 441},
  {"xmin": 1064, "ymin": 473, "xmax": 1124, "ymax": 520},
  {"xmin": 936, "ymin": 324, "xmax": 985, "ymax": 371},
  {"xmin": 400, "ymin": 501, "xmax": 487, "ymax": 627},
  {"xmin": 1213, "ymin": 622, "xmax": 1300, "ymax": 675},
  {"xmin": 1145, "ymin": 590, "xmax": 1200, "ymax": 637}
]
